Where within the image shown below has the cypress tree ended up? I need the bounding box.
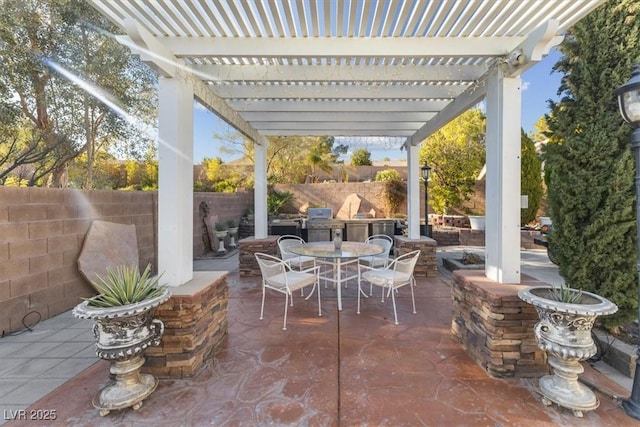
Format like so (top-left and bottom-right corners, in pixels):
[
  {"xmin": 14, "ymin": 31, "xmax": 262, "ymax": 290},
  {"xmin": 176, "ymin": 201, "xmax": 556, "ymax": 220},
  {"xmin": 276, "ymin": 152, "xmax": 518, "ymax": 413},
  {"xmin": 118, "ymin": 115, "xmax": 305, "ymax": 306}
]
[
  {"xmin": 521, "ymin": 129, "xmax": 543, "ymax": 226},
  {"xmin": 544, "ymin": 0, "xmax": 640, "ymax": 329}
]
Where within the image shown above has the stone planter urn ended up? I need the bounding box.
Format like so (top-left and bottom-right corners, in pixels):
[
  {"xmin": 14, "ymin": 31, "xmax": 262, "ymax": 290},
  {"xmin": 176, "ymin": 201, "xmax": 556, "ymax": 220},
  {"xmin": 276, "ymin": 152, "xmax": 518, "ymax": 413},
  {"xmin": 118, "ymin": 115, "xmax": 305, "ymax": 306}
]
[
  {"xmin": 227, "ymin": 227, "xmax": 239, "ymax": 248},
  {"xmin": 468, "ymin": 215, "xmax": 485, "ymax": 230},
  {"xmin": 73, "ymin": 285, "xmax": 170, "ymax": 416},
  {"xmin": 518, "ymin": 286, "xmax": 617, "ymax": 417},
  {"xmin": 215, "ymin": 230, "xmax": 228, "ymax": 252}
]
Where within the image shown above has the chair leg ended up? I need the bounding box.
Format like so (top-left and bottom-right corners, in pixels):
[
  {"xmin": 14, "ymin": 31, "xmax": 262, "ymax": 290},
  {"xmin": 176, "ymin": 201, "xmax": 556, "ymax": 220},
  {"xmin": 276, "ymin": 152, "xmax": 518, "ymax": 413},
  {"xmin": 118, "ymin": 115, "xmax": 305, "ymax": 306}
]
[
  {"xmin": 357, "ymin": 279, "xmax": 362, "ymax": 314},
  {"xmin": 304, "ymin": 282, "xmax": 317, "ymax": 300},
  {"xmin": 283, "ymin": 292, "xmax": 289, "ymax": 331},
  {"xmin": 390, "ymin": 286, "xmax": 399, "ymax": 325},
  {"xmin": 411, "ymin": 278, "xmax": 417, "ymax": 314},
  {"xmin": 260, "ymin": 285, "xmax": 266, "ymax": 320},
  {"xmin": 316, "ymin": 277, "xmax": 322, "ymax": 317}
]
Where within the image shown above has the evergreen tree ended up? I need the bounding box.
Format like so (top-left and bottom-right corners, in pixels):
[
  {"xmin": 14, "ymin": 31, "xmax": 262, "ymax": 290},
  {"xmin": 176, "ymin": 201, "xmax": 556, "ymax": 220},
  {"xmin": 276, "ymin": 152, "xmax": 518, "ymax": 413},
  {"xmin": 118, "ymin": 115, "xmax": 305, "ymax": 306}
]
[
  {"xmin": 543, "ymin": 0, "xmax": 640, "ymax": 329},
  {"xmin": 520, "ymin": 129, "xmax": 543, "ymax": 225}
]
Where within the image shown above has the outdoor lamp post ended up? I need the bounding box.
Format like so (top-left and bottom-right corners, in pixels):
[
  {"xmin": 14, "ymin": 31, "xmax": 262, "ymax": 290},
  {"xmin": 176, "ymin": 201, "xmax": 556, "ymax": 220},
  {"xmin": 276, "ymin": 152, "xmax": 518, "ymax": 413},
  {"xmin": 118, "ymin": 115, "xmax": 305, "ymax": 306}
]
[
  {"xmin": 616, "ymin": 64, "xmax": 640, "ymax": 420},
  {"xmin": 421, "ymin": 164, "xmax": 432, "ymax": 237}
]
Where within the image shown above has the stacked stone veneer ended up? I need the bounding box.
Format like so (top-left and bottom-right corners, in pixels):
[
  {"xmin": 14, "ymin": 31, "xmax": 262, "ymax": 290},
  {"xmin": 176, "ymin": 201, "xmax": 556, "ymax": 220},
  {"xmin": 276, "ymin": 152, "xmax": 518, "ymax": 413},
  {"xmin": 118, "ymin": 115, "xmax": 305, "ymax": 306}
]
[
  {"xmin": 239, "ymin": 236, "xmax": 279, "ymax": 276},
  {"xmin": 458, "ymin": 229, "xmax": 544, "ymax": 249},
  {"xmin": 451, "ymin": 270, "xmax": 549, "ymax": 378},
  {"xmin": 239, "ymin": 235, "xmax": 438, "ymax": 278},
  {"xmin": 393, "ymin": 236, "xmax": 437, "ymax": 277},
  {"xmin": 144, "ymin": 272, "xmax": 228, "ymax": 378},
  {"xmin": 430, "ymin": 215, "xmax": 468, "ymax": 228},
  {"xmin": 431, "ymin": 228, "xmax": 460, "ymax": 246}
]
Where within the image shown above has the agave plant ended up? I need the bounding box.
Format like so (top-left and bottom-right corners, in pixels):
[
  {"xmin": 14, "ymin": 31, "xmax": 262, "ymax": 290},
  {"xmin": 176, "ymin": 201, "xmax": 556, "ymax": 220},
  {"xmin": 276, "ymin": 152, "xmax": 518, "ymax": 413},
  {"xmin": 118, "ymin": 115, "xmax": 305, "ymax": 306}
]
[
  {"xmin": 548, "ymin": 284, "xmax": 584, "ymax": 304},
  {"xmin": 86, "ymin": 264, "xmax": 166, "ymax": 308},
  {"xmin": 226, "ymin": 219, "xmax": 237, "ymax": 228}
]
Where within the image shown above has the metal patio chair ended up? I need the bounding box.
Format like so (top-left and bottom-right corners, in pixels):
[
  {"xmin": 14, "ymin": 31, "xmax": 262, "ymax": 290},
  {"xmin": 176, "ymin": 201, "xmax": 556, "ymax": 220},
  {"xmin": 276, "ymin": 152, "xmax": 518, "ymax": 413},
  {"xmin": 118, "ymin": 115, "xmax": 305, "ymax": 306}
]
[
  {"xmin": 357, "ymin": 250, "xmax": 421, "ymax": 325},
  {"xmin": 255, "ymin": 252, "xmax": 321, "ymax": 330}
]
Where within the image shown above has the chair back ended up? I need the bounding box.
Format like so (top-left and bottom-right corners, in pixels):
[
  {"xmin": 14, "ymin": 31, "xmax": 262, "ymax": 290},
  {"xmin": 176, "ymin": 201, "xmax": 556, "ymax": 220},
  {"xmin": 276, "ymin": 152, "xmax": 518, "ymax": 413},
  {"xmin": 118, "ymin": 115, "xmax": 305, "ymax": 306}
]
[
  {"xmin": 392, "ymin": 250, "xmax": 420, "ymax": 276},
  {"xmin": 255, "ymin": 252, "xmax": 287, "ymax": 281},
  {"xmin": 365, "ymin": 234, "xmax": 393, "ymax": 257},
  {"xmin": 277, "ymin": 235, "xmax": 305, "ymax": 261}
]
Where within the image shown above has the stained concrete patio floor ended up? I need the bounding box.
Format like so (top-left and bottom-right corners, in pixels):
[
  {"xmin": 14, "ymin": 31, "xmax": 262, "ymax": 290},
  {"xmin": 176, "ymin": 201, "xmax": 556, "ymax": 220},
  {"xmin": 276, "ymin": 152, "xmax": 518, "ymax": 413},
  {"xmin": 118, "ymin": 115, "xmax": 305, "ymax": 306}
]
[{"xmin": 4, "ymin": 254, "xmax": 639, "ymax": 426}]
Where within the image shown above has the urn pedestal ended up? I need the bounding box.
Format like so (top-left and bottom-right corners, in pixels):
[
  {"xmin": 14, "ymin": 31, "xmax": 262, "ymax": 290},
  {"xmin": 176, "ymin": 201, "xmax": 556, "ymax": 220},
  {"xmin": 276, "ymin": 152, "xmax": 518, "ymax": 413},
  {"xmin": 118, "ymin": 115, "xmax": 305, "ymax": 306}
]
[
  {"xmin": 215, "ymin": 230, "xmax": 228, "ymax": 253},
  {"xmin": 227, "ymin": 227, "xmax": 238, "ymax": 248},
  {"xmin": 518, "ymin": 286, "xmax": 617, "ymax": 417},
  {"xmin": 73, "ymin": 289, "xmax": 170, "ymax": 416}
]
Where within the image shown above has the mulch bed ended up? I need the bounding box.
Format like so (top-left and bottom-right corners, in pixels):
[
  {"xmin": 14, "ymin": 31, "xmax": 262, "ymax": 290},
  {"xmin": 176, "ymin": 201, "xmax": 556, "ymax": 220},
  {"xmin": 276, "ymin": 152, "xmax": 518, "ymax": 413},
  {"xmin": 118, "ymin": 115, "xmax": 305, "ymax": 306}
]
[{"xmin": 605, "ymin": 322, "xmax": 639, "ymax": 347}]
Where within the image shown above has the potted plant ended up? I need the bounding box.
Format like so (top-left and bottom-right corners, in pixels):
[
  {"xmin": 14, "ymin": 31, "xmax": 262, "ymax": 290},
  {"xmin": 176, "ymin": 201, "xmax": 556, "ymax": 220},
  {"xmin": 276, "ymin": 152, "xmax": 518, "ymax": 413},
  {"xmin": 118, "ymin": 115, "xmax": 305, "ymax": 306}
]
[
  {"xmin": 226, "ymin": 219, "xmax": 239, "ymax": 248},
  {"xmin": 468, "ymin": 215, "xmax": 485, "ymax": 230},
  {"xmin": 73, "ymin": 264, "xmax": 170, "ymax": 416},
  {"xmin": 214, "ymin": 222, "xmax": 228, "ymax": 252},
  {"xmin": 518, "ymin": 284, "xmax": 617, "ymax": 417}
]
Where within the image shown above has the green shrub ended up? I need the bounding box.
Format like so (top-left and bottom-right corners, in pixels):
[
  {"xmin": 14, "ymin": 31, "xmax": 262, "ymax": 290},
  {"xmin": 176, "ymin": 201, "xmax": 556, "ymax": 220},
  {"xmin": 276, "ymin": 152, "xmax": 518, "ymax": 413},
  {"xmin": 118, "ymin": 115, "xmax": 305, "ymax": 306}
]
[
  {"xmin": 267, "ymin": 189, "xmax": 294, "ymax": 214},
  {"xmin": 374, "ymin": 169, "xmax": 401, "ymax": 182}
]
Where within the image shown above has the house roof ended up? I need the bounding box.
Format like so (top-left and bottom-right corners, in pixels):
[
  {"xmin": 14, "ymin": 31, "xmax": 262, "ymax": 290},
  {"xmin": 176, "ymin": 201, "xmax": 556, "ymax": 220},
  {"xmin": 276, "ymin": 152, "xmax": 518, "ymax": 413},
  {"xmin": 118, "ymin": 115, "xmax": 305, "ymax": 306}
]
[{"xmin": 87, "ymin": 0, "xmax": 604, "ymax": 148}]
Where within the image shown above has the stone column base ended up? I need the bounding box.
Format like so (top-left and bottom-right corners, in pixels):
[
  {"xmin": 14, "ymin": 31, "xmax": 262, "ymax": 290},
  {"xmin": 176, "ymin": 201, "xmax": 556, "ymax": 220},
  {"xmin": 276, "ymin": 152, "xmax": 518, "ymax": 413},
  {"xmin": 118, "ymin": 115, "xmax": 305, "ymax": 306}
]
[
  {"xmin": 393, "ymin": 235, "xmax": 438, "ymax": 277},
  {"xmin": 144, "ymin": 272, "xmax": 229, "ymax": 378},
  {"xmin": 238, "ymin": 236, "xmax": 279, "ymax": 277},
  {"xmin": 450, "ymin": 270, "xmax": 549, "ymax": 378}
]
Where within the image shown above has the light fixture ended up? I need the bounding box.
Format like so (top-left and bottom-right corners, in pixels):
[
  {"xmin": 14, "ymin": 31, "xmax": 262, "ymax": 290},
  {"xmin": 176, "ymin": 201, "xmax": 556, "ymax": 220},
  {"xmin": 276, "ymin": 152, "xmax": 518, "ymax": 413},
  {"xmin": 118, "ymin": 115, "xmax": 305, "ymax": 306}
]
[
  {"xmin": 501, "ymin": 50, "xmax": 527, "ymax": 68},
  {"xmin": 616, "ymin": 64, "xmax": 640, "ymax": 126},
  {"xmin": 617, "ymin": 64, "xmax": 640, "ymax": 421},
  {"xmin": 421, "ymin": 164, "xmax": 432, "ymax": 238},
  {"xmin": 421, "ymin": 164, "xmax": 432, "ymax": 181}
]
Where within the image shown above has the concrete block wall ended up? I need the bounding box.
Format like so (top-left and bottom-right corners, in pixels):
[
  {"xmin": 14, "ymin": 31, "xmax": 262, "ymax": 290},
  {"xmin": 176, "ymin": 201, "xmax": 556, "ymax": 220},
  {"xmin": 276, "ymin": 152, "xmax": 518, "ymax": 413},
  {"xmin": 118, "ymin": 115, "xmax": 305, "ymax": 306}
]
[
  {"xmin": 275, "ymin": 182, "xmax": 408, "ymax": 217},
  {"xmin": 0, "ymin": 187, "xmax": 157, "ymax": 335},
  {"xmin": 193, "ymin": 191, "xmax": 253, "ymax": 257}
]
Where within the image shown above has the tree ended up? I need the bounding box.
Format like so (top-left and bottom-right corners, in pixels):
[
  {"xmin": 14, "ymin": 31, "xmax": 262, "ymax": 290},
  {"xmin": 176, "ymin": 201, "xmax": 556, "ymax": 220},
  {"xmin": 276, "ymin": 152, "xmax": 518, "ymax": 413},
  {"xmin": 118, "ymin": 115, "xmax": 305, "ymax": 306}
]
[
  {"xmin": 418, "ymin": 108, "xmax": 486, "ymax": 214},
  {"xmin": 374, "ymin": 169, "xmax": 405, "ymax": 216},
  {"xmin": 0, "ymin": 0, "xmax": 157, "ymax": 188},
  {"xmin": 520, "ymin": 129, "xmax": 543, "ymax": 225},
  {"xmin": 530, "ymin": 115, "xmax": 551, "ymax": 144},
  {"xmin": 216, "ymin": 132, "xmax": 344, "ymax": 184},
  {"xmin": 543, "ymin": 0, "xmax": 640, "ymax": 329},
  {"xmin": 351, "ymin": 148, "xmax": 372, "ymax": 166}
]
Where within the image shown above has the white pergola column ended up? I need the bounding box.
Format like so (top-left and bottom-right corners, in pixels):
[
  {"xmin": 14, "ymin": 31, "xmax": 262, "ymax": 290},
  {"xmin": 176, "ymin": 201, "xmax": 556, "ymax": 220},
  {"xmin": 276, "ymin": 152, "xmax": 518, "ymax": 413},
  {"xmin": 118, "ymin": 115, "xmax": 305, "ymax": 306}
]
[
  {"xmin": 484, "ymin": 68, "xmax": 522, "ymax": 283},
  {"xmin": 158, "ymin": 77, "xmax": 194, "ymax": 286},
  {"xmin": 406, "ymin": 143, "xmax": 421, "ymax": 239},
  {"xmin": 254, "ymin": 137, "xmax": 269, "ymax": 239}
]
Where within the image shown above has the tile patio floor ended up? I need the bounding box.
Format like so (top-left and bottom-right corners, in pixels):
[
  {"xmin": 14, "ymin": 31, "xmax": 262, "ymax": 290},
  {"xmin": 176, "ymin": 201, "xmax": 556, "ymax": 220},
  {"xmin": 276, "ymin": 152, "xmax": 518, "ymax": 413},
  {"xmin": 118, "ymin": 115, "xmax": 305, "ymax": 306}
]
[{"xmin": 2, "ymin": 250, "xmax": 639, "ymax": 426}]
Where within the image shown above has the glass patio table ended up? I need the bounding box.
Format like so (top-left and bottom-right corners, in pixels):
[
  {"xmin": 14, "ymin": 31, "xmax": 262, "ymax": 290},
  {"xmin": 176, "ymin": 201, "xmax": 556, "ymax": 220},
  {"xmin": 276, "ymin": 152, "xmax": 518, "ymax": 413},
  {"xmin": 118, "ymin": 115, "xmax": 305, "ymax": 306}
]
[{"xmin": 289, "ymin": 241, "xmax": 384, "ymax": 311}]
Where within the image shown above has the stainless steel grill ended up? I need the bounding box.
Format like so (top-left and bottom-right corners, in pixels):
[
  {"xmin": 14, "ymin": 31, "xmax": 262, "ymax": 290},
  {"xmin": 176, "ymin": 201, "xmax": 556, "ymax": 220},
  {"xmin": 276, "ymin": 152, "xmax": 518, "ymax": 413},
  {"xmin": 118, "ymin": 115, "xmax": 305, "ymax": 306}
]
[{"xmin": 306, "ymin": 208, "xmax": 344, "ymax": 242}]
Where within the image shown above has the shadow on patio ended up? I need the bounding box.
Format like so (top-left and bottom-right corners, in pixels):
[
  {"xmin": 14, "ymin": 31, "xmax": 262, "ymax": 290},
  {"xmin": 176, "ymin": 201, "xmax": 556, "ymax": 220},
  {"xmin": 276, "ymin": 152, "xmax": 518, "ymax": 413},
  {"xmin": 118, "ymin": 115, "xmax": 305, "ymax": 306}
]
[{"xmin": 8, "ymin": 270, "xmax": 636, "ymax": 426}]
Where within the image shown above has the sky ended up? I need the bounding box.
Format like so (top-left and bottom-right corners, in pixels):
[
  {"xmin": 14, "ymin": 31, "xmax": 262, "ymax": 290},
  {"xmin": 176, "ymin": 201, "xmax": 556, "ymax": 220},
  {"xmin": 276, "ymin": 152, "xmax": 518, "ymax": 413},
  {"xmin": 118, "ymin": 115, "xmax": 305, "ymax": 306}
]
[{"xmin": 192, "ymin": 49, "xmax": 564, "ymax": 165}]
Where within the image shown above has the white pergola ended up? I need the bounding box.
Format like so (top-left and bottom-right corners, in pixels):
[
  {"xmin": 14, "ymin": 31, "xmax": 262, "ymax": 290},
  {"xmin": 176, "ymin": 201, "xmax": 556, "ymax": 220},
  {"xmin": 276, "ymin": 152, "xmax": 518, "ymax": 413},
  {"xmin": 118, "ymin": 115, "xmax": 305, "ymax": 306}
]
[{"xmin": 88, "ymin": 0, "xmax": 604, "ymax": 287}]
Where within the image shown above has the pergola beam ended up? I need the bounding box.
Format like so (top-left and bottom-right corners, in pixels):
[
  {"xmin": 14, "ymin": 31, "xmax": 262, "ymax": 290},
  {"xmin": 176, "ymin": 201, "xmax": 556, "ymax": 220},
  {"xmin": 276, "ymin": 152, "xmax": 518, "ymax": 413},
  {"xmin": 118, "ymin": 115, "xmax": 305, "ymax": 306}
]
[
  {"xmin": 190, "ymin": 63, "xmax": 487, "ymax": 82},
  {"xmin": 191, "ymin": 78, "xmax": 263, "ymax": 144},
  {"xmin": 408, "ymin": 83, "xmax": 488, "ymax": 145},
  {"xmin": 210, "ymin": 84, "xmax": 467, "ymax": 100},
  {"xmin": 261, "ymin": 130, "xmax": 415, "ymax": 137},
  {"xmin": 250, "ymin": 121, "xmax": 425, "ymax": 131},
  {"xmin": 160, "ymin": 36, "xmax": 525, "ymax": 57},
  {"xmin": 240, "ymin": 111, "xmax": 436, "ymax": 122},
  {"xmin": 228, "ymin": 99, "xmax": 450, "ymax": 112}
]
